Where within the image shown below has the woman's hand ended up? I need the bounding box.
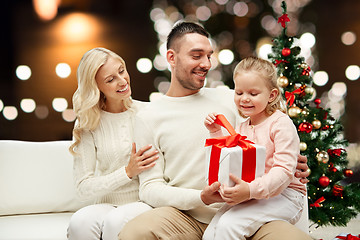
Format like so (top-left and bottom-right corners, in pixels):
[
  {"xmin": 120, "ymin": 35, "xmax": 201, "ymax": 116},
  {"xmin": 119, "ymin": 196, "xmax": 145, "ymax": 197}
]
[
  {"xmin": 204, "ymin": 112, "xmax": 221, "ymax": 133},
  {"xmin": 295, "ymin": 154, "xmax": 310, "ymax": 184},
  {"xmin": 125, "ymin": 143, "xmax": 159, "ymax": 179},
  {"xmin": 219, "ymin": 174, "xmax": 250, "ymax": 206}
]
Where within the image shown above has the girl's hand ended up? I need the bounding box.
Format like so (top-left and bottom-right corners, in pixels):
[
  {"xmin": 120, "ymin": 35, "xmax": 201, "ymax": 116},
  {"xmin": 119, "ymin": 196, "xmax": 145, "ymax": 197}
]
[
  {"xmin": 125, "ymin": 143, "xmax": 159, "ymax": 179},
  {"xmin": 219, "ymin": 173, "xmax": 250, "ymax": 205},
  {"xmin": 204, "ymin": 112, "xmax": 221, "ymax": 133}
]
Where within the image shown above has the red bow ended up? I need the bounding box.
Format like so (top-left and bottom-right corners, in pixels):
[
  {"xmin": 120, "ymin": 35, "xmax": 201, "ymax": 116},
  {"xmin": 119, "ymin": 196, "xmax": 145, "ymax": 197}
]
[
  {"xmin": 278, "ymin": 14, "xmax": 290, "ymax": 28},
  {"xmin": 310, "ymin": 196, "xmax": 325, "ymax": 208},
  {"xmin": 205, "ymin": 114, "xmax": 256, "ymax": 184},
  {"xmin": 285, "ymin": 88, "xmax": 303, "ymax": 106},
  {"xmin": 327, "ymin": 148, "xmax": 345, "ymax": 157},
  {"xmin": 274, "ymin": 59, "xmax": 289, "ymax": 67},
  {"xmin": 336, "ymin": 234, "xmax": 360, "ymax": 240}
]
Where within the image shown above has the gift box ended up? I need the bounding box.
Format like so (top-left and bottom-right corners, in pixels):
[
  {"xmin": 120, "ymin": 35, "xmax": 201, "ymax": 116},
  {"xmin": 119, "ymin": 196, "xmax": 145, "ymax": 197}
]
[
  {"xmin": 205, "ymin": 114, "xmax": 266, "ymax": 186},
  {"xmin": 333, "ymin": 233, "xmax": 360, "ymax": 240}
]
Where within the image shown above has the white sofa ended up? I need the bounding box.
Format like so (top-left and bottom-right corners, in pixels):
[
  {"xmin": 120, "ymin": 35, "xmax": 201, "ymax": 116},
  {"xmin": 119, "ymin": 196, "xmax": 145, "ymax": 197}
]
[
  {"xmin": 0, "ymin": 140, "xmax": 309, "ymax": 240},
  {"xmin": 0, "ymin": 140, "xmax": 91, "ymax": 240}
]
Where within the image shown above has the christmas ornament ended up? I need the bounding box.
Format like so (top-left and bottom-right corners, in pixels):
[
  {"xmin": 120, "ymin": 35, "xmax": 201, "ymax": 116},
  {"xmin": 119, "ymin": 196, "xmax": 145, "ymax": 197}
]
[
  {"xmin": 322, "ymin": 125, "xmax": 329, "ymax": 130},
  {"xmin": 305, "ymin": 86, "xmax": 316, "ymax": 101},
  {"xmin": 332, "ymin": 185, "xmax": 344, "ymax": 197},
  {"xmin": 344, "ymin": 169, "xmax": 353, "ymax": 177},
  {"xmin": 312, "ymin": 119, "xmax": 322, "ymax": 129},
  {"xmin": 315, "ymin": 98, "xmax": 321, "ymax": 108},
  {"xmin": 277, "ymin": 76, "xmax": 289, "ymax": 88},
  {"xmin": 301, "ymin": 66, "xmax": 311, "ymax": 76},
  {"xmin": 316, "ymin": 150, "xmax": 329, "ymax": 164},
  {"xmin": 300, "ymin": 63, "xmax": 309, "ymax": 69},
  {"xmin": 301, "ymin": 107, "xmax": 309, "ymax": 117},
  {"xmin": 329, "ymin": 163, "xmax": 338, "ymax": 173},
  {"xmin": 299, "ymin": 142, "xmax": 307, "ymax": 151},
  {"xmin": 319, "ymin": 176, "xmax": 330, "ymax": 187},
  {"xmin": 298, "ymin": 122, "xmax": 313, "ymax": 133},
  {"xmin": 274, "ymin": 59, "xmax": 289, "ymax": 67},
  {"xmin": 288, "ymin": 106, "xmax": 301, "ymax": 118},
  {"xmin": 281, "ymin": 48, "xmax": 291, "ymax": 57}
]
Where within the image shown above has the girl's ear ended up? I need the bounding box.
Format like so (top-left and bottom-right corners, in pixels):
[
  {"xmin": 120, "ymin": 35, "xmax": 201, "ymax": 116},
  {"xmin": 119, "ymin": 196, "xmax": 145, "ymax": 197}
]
[{"xmin": 269, "ymin": 88, "xmax": 279, "ymax": 103}]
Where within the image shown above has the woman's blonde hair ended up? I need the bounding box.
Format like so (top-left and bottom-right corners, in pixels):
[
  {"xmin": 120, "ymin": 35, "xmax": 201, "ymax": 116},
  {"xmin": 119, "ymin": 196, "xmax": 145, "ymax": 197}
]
[
  {"xmin": 233, "ymin": 56, "xmax": 286, "ymax": 118},
  {"xmin": 69, "ymin": 47, "xmax": 132, "ymax": 155}
]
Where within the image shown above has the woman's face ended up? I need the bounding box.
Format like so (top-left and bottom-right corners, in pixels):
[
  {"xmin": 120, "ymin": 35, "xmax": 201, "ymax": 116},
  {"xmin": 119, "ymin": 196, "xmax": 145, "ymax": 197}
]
[{"xmin": 95, "ymin": 56, "xmax": 131, "ymax": 104}]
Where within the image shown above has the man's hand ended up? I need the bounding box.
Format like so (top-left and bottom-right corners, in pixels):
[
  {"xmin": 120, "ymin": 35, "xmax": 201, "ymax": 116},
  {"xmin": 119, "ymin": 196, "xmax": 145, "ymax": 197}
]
[
  {"xmin": 295, "ymin": 154, "xmax": 310, "ymax": 184},
  {"xmin": 201, "ymin": 182, "xmax": 223, "ymax": 205},
  {"xmin": 219, "ymin": 174, "xmax": 250, "ymax": 206}
]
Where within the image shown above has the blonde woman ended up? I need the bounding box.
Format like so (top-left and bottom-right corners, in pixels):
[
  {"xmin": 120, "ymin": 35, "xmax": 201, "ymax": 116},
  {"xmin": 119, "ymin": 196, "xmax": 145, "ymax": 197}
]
[{"xmin": 67, "ymin": 47, "xmax": 158, "ymax": 240}]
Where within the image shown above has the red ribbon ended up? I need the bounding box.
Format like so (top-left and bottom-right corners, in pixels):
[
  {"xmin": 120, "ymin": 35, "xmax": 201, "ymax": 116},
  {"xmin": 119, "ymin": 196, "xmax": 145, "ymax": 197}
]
[
  {"xmin": 285, "ymin": 88, "xmax": 303, "ymax": 106},
  {"xmin": 336, "ymin": 234, "xmax": 360, "ymax": 240},
  {"xmin": 278, "ymin": 14, "xmax": 290, "ymax": 28},
  {"xmin": 309, "ymin": 196, "xmax": 325, "ymax": 208},
  {"xmin": 205, "ymin": 114, "xmax": 256, "ymax": 185},
  {"xmin": 274, "ymin": 59, "xmax": 289, "ymax": 67},
  {"xmin": 328, "ymin": 148, "xmax": 346, "ymax": 157}
]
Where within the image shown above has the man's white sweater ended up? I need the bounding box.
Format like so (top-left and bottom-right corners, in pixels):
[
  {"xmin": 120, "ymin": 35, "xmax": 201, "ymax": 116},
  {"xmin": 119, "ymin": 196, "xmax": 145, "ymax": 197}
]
[{"xmin": 134, "ymin": 87, "xmax": 240, "ymax": 224}]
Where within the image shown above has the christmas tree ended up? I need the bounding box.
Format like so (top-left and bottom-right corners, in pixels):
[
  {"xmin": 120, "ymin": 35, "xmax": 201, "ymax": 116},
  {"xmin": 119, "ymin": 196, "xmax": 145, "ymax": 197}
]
[{"xmin": 268, "ymin": 1, "xmax": 360, "ymax": 227}]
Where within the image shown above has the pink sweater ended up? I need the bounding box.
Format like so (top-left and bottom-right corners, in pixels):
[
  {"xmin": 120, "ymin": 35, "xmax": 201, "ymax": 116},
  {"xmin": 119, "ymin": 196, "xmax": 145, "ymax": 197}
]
[{"xmin": 237, "ymin": 110, "xmax": 307, "ymax": 199}]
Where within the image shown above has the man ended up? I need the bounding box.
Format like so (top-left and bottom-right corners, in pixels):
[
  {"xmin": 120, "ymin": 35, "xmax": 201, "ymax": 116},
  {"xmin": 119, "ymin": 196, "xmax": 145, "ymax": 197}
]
[{"xmin": 119, "ymin": 22, "xmax": 311, "ymax": 240}]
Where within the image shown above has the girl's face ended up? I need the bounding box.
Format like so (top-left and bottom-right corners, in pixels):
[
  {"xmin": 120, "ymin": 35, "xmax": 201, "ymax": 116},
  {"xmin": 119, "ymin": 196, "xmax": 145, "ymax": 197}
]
[
  {"xmin": 234, "ymin": 71, "xmax": 278, "ymax": 125},
  {"xmin": 95, "ymin": 56, "xmax": 131, "ymax": 109}
]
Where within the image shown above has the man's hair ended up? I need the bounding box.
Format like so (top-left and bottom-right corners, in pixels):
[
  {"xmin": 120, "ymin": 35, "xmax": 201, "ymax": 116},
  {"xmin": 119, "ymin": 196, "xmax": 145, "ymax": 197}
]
[{"xmin": 166, "ymin": 21, "xmax": 209, "ymax": 50}]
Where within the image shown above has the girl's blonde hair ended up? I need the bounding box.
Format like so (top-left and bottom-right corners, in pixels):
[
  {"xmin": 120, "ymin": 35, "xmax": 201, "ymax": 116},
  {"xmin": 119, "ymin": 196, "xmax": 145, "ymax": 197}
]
[
  {"xmin": 69, "ymin": 47, "xmax": 132, "ymax": 155},
  {"xmin": 233, "ymin": 56, "xmax": 286, "ymax": 118}
]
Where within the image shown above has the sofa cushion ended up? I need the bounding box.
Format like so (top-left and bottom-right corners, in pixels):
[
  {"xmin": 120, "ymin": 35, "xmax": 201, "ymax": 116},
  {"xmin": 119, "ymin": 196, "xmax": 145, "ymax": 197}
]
[
  {"xmin": 0, "ymin": 212, "xmax": 73, "ymax": 240},
  {"xmin": 0, "ymin": 140, "xmax": 90, "ymax": 216}
]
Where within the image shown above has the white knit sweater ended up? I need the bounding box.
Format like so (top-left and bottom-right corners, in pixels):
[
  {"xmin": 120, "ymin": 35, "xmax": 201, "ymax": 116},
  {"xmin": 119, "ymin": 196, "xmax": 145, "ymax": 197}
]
[
  {"xmin": 134, "ymin": 87, "xmax": 241, "ymax": 224},
  {"xmin": 73, "ymin": 100, "xmax": 147, "ymax": 205}
]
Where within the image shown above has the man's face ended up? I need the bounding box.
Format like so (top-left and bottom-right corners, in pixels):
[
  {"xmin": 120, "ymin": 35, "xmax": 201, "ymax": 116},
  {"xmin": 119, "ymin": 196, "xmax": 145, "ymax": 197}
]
[{"xmin": 172, "ymin": 33, "xmax": 214, "ymax": 93}]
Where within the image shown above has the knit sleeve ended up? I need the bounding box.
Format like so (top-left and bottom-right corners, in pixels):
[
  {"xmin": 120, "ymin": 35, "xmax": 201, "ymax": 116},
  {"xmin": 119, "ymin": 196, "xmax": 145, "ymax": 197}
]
[
  {"xmin": 248, "ymin": 115, "xmax": 300, "ymax": 199},
  {"xmin": 73, "ymin": 130, "xmax": 132, "ymax": 201},
  {"xmin": 134, "ymin": 114, "xmax": 204, "ymax": 210}
]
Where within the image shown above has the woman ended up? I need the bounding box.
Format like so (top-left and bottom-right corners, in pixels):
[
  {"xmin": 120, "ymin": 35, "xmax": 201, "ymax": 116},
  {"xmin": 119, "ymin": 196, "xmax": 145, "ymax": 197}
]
[{"xmin": 67, "ymin": 47, "xmax": 158, "ymax": 240}]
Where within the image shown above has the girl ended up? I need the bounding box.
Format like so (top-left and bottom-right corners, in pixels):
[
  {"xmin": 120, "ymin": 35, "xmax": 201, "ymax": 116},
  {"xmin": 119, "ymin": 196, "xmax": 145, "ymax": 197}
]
[
  {"xmin": 67, "ymin": 47, "xmax": 158, "ymax": 240},
  {"xmin": 203, "ymin": 56, "xmax": 306, "ymax": 240}
]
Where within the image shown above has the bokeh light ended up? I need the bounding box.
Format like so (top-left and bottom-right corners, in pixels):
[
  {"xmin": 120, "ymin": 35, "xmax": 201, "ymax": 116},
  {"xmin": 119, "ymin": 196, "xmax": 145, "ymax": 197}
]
[
  {"xmin": 233, "ymin": 2, "xmax": 248, "ymax": 17},
  {"xmin": 345, "ymin": 65, "xmax": 360, "ymax": 81},
  {"xmin": 52, "ymin": 98, "xmax": 68, "ymax": 112},
  {"xmin": 35, "ymin": 105, "xmax": 49, "ymax": 119},
  {"xmin": 196, "ymin": 6, "xmax": 211, "ymax": 21},
  {"xmin": 218, "ymin": 49, "xmax": 234, "ymax": 65},
  {"xmin": 55, "ymin": 63, "xmax": 71, "ymax": 78},
  {"xmin": 16, "ymin": 65, "xmax": 32, "ymax": 81},
  {"xmin": 3, "ymin": 106, "xmax": 18, "ymax": 120},
  {"xmin": 300, "ymin": 32, "xmax": 316, "ymax": 49},
  {"xmin": 20, "ymin": 98, "xmax": 36, "ymax": 113},
  {"xmin": 341, "ymin": 31, "xmax": 356, "ymax": 46},
  {"xmin": 33, "ymin": 0, "xmax": 60, "ymax": 21},
  {"xmin": 62, "ymin": 109, "xmax": 76, "ymax": 122},
  {"xmin": 313, "ymin": 71, "xmax": 329, "ymax": 86},
  {"xmin": 0, "ymin": 99, "xmax": 3, "ymax": 112},
  {"xmin": 136, "ymin": 58, "xmax": 153, "ymax": 73}
]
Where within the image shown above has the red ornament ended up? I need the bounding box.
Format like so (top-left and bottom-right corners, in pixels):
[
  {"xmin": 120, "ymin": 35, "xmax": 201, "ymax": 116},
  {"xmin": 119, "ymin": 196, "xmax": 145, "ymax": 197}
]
[
  {"xmin": 302, "ymin": 66, "xmax": 311, "ymax": 76},
  {"xmin": 298, "ymin": 122, "xmax": 313, "ymax": 133},
  {"xmin": 314, "ymin": 98, "xmax": 321, "ymax": 108},
  {"xmin": 319, "ymin": 176, "xmax": 330, "ymax": 187},
  {"xmin": 344, "ymin": 169, "xmax": 353, "ymax": 177},
  {"xmin": 328, "ymin": 163, "xmax": 338, "ymax": 173},
  {"xmin": 332, "ymin": 185, "xmax": 344, "ymax": 197},
  {"xmin": 322, "ymin": 125, "xmax": 329, "ymax": 130},
  {"xmin": 282, "ymin": 48, "xmax": 291, "ymax": 57}
]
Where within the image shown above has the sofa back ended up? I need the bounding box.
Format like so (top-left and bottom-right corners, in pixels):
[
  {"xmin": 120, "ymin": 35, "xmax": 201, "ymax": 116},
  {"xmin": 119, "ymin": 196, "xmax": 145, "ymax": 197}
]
[{"xmin": 0, "ymin": 140, "xmax": 91, "ymax": 216}]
